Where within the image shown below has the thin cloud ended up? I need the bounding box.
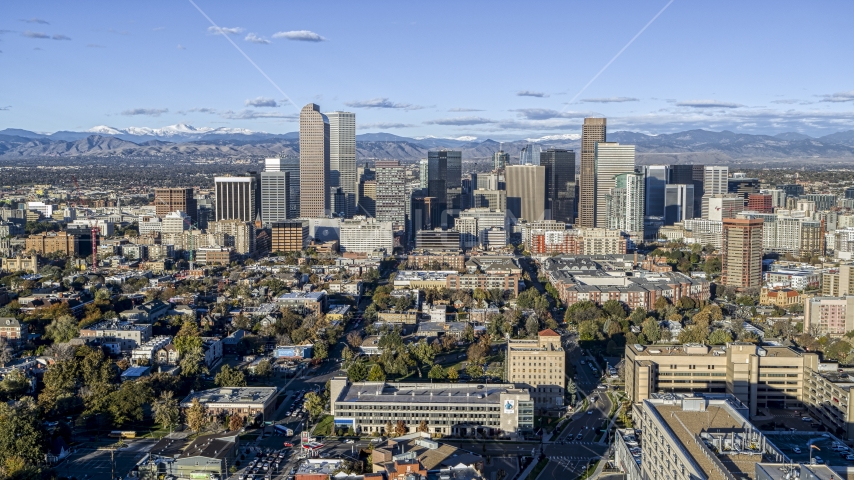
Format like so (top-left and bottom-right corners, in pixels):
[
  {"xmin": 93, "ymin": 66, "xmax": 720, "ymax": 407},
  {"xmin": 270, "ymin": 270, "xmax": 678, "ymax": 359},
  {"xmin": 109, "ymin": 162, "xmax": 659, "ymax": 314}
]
[
  {"xmin": 52, "ymin": 34, "xmax": 71, "ymax": 41},
  {"xmin": 0, "ymin": 106, "xmax": 10, "ymax": 111},
  {"xmin": 424, "ymin": 116, "xmax": 495, "ymax": 126},
  {"xmin": 513, "ymin": 108, "xmax": 593, "ymax": 120},
  {"xmin": 676, "ymin": 100, "xmax": 744, "ymax": 108},
  {"xmin": 20, "ymin": 18, "xmax": 49, "ymax": 25},
  {"xmin": 244, "ymin": 33, "xmax": 271, "ymax": 44},
  {"xmin": 207, "ymin": 26, "xmax": 243, "ymax": 35},
  {"xmin": 345, "ymin": 98, "xmax": 423, "ymax": 110},
  {"xmin": 517, "ymin": 91, "xmax": 549, "ymax": 98},
  {"xmin": 819, "ymin": 91, "xmax": 854, "ymax": 103},
  {"xmin": 360, "ymin": 122, "xmax": 415, "ymax": 129},
  {"xmin": 245, "ymin": 97, "xmax": 278, "ymax": 107},
  {"xmin": 86, "ymin": 44, "xmax": 106, "ymax": 48},
  {"xmin": 176, "ymin": 44, "xmax": 186, "ymax": 50},
  {"xmin": 581, "ymin": 97, "xmax": 639, "ymax": 103},
  {"xmin": 448, "ymin": 107, "xmax": 484, "ymax": 112},
  {"xmin": 121, "ymin": 108, "xmax": 169, "ymax": 117},
  {"xmin": 107, "ymin": 28, "xmax": 130, "ymax": 36},
  {"xmin": 153, "ymin": 27, "xmax": 166, "ymax": 31},
  {"xmin": 221, "ymin": 109, "xmax": 297, "ymax": 120},
  {"xmin": 272, "ymin": 30, "xmax": 326, "ymax": 42},
  {"xmin": 21, "ymin": 31, "xmax": 50, "ymax": 39},
  {"xmin": 186, "ymin": 107, "xmax": 218, "ymax": 114}
]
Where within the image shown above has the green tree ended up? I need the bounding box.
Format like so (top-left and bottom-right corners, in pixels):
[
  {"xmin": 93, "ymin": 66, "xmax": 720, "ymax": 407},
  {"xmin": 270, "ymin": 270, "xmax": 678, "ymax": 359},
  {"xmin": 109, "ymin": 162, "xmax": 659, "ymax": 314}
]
[
  {"xmin": 314, "ymin": 340, "xmax": 329, "ymax": 361},
  {"xmin": 427, "ymin": 364, "xmax": 447, "ymax": 380},
  {"xmin": 566, "ymin": 379, "xmax": 578, "ymax": 405},
  {"xmin": 153, "ymin": 391, "xmax": 180, "ymax": 430},
  {"xmin": 577, "ymin": 320, "xmax": 599, "ymax": 341},
  {"xmin": 44, "ymin": 314, "xmax": 79, "ymax": 343},
  {"xmin": 0, "ymin": 398, "xmax": 47, "ymax": 472},
  {"xmin": 348, "ymin": 361, "xmax": 369, "ymax": 383},
  {"xmin": 642, "ymin": 318, "xmax": 662, "ymax": 344},
  {"xmin": 254, "ymin": 359, "xmax": 273, "ymax": 378},
  {"xmin": 367, "ymin": 364, "xmax": 386, "ymax": 382},
  {"xmin": 108, "ymin": 380, "xmax": 153, "ymax": 426},
  {"xmin": 602, "ymin": 300, "xmax": 627, "ymax": 319},
  {"xmin": 466, "ymin": 363, "xmax": 484, "ymax": 378},
  {"xmin": 0, "ymin": 370, "xmax": 30, "ymax": 401},
  {"xmin": 410, "ymin": 340, "xmax": 436, "ymax": 377},
  {"xmin": 708, "ymin": 329, "xmax": 733, "ymax": 345},
  {"xmin": 447, "ymin": 366, "xmax": 459, "ymax": 382},
  {"xmin": 215, "ymin": 365, "xmax": 247, "ymax": 387},
  {"xmin": 304, "ymin": 392, "xmax": 325, "ymax": 421},
  {"xmin": 525, "ymin": 316, "xmax": 540, "ymax": 338}
]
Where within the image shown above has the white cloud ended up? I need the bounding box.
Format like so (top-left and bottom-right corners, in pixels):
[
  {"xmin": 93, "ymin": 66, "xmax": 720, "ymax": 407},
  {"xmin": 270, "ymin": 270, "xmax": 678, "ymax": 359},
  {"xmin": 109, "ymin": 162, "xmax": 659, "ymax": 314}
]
[
  {"xmin": 176, "ymin": 44, "xmax": 186, "ymax": 50},
  {"xmin": 819, "ymin": 91, "xmax": 854, "ymax": 103},
  {"xmin": 517, "ymin": 91, "xmax": 549, "ymax": 98},
  {"xmin": 512, "ymin": 109, "xmax": 594, "ymax": 120},
  {"xmin": 675, "ymin": 100, "xmax": 744, "ymax": 108},
  {"xmin": 272, "ymin": 30, "xmax": 326, "ymax": 42},
  {"xmin": 52, "ymin": 34, "xmax": 71, "ymax": 41},
  {"xmin": 359, "ymin": 122, "xmax": 415, "ymax": 129},
  {"xmin": 220, "ymin": 109, "xmax": 297, "ymax": 120},
  {"xmin": 245, "ymin": 97, "xmax": 278, "ymax": 108},
  {"xmin": 448, "ymin": 107, "xmax": 484, "ymax": 112},
  {"xmin": 121, "ymin": 108, "xmax": 169, "ymax": 117},
  {"xmin": 244, "ymin": 33, "xmax": 271, "ymax": 44},
  {"xmin": 20, "ymin": 18, "xmax": 49, "ymax": 24},
  {"xmin": 424, "ymin": 117, "xmax": 495, "ymax": 126},
  {"xmin": 21, "ymin": 31, "xmax": 49, "ymax": 39},
  {"xmin": 207, "ymin": 26, "xmax": 243, "ymax": 35},
  {"xmin": 345, "ymin": 98, "xmax": 422, "ymax": 110},
  {"xmin": 581, "ymin": 97, "xmax": 639, "ymax": 103}
]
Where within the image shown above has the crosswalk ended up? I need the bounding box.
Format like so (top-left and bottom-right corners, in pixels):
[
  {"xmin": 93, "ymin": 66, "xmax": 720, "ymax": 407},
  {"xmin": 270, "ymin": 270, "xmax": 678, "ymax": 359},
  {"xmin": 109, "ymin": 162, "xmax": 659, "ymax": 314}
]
[
  {"xmin": 550, "ymin": 441, "xmax": 598, "ymax": 445},
  {"xmin": 550, "ymin": 456, "xmax": 596, "ymax": 461}
]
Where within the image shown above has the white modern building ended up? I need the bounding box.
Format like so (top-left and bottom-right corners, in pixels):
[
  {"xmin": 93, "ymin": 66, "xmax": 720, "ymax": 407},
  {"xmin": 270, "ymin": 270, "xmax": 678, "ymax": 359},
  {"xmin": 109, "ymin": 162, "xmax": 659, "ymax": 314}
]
[
  {"xmin": 594, "ymin": 142, "xmax": 635, "ymax": 228},
  {"xmin": 339, "ymin": 217, "xmax": 394, "ymax": 253},
  {"xmin": 161, "ymin": 211, "xmax": 191, "ymax": 235},
  {"xmin": 327, "ymin": 111, "xmax": 356, "ymax": 217}
]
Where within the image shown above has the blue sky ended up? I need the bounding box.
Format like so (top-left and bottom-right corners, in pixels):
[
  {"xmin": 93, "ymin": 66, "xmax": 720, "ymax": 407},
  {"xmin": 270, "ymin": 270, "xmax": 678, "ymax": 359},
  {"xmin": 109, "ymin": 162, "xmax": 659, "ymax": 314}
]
[{"xmin": 2, "ymin": 0, "xmax": 854, "ymax": 140}]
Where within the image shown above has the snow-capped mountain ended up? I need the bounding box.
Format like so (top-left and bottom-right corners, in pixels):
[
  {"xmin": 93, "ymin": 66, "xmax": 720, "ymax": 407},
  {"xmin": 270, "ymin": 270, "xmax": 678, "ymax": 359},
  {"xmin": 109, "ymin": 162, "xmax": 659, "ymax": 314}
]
[
  {"xmin": 525, "ymin": 133, "xmax": 581, "ymax": 142},
  {"xmin": 87, "ymin": 124, "xmax": 261, "ymax": 139}
]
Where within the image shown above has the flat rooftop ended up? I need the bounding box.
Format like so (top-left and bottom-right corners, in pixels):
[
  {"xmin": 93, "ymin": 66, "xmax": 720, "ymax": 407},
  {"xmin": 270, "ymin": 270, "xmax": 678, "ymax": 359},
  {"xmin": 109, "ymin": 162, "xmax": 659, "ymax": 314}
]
[
  {"xmin": 181, "ymin": 387, "xmax": 277, "ymax": 406},
  {"xmin": 337, "ymin": 382, "xmax": 521, "ymax": 405},
  {"xmin": 627, "ymin": 343, "xmax": 803, "ymax": 358},
  {"xmin": 655, "ymin": 404, "xmax": 774, "ymax": 479}
]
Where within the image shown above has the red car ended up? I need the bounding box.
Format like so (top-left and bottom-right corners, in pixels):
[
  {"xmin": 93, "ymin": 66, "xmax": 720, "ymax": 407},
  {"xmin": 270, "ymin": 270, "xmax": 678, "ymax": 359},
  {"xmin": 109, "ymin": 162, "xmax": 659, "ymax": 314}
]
[{"xmin": 283, "ymin": 442, "xmax": 293, "ymax": 447}]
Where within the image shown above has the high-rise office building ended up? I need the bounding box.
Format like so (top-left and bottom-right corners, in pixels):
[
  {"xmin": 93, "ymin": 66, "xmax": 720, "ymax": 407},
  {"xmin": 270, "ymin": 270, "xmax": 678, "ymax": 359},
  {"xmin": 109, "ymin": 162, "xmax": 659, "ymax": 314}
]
[
  {"xmin": 594, "ymin": 142, "xmax": 635, "ymax": 228},
  {"xmin": 664, "ymin": 184, "xmax": 694, "ymax": 225},
  {"xmin": 375, "ymin": 160, "xmax": 406, "ymax": 230},
  {"xmin": 702, "ymin": 166, "xmax": 730, "ymax": 218},
  {"xmin": 606, "ymin": 172, "xmax": 645, "ymax": 238},
  {"xmin": 506, "ymin": 164, "xmax": 546, "ymax": 222},
  {"xmin": 154, "ymin": 188, "xmax": 197, "ymax": 224},
  {"xmin": 669, "ymin": 164, "xmax": 705, "ymax": 218},
  {"xmin": 519, "ymin": 144, "xmax": 542, "ymax": 166},
  {"xmin": 358, "ymin": 180, "xmax": 376, "ymax": 217},
  {"xmin": 327, "ymin": 111, "xmax": 356, "ymax": 217},
  {"xmin": 540, "ymin": 148, "xmax": 576, "ymax": 224},
  {"xmin": 493, "ymin": 149, "xmax": 509, "ymax": 170},
  {"xmin": 260, "ymin": 171, "xmax": 290, "ymax": 226},
  {"xmin": 266, "ymin": 157, "xmax": 301, "ymax": 219},
  {"xmin": 643, "ymin": 165, "xmax": 669, "ymax": 218},
  {"xmin": 427, "ymin": 151, "xmax": 462, "ymax": 226},
  {"xmin": 299, "ymin": 103, "xmax": 331, "ymax": 218},
  {"xmin": 747, "ymin": 194, "xmax": 773, "ymax": 213},
  {"xmin": 579, "ymin": 118, "xmax": 606, "ymax": 227},
  {"xmin": 419, "ymin": 159, "xmax": 429, "ymax": 189},
  {"xmin": 722, "ymin": 217, "xmax": 763, "ymax": 288},
  {"xmin": 215, "ymin": 175, "xmax": 258, "ymax": 222}
]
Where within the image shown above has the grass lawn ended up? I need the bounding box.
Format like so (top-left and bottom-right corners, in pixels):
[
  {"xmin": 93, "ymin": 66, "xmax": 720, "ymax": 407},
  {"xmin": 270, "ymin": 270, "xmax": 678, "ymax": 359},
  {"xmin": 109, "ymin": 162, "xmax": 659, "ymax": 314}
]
[
  {"xmin": 526, "ymin": 458, "xmax": 549, "ymax": 480},
  {"xmin": 312, "ymin": 415, "xmax": 334, "ymax": 436},
  {"xmin": 577, "ymin": 460, "xmax": 599, "ymax": 480}
]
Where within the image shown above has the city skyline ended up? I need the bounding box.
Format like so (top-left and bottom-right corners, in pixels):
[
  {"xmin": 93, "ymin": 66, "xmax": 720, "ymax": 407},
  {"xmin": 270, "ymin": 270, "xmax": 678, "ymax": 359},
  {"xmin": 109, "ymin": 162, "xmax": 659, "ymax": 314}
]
[{"xmin": 2, "ymin": 1, "xmax": 854, "ymax": 139}]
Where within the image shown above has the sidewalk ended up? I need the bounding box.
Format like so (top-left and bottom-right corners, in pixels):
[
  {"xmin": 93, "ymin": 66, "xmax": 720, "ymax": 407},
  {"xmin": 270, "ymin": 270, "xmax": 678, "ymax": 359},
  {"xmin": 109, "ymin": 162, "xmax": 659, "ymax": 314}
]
[{"xmin": 513, "ymin": 457, "xmax": 540, "ymax": 480}]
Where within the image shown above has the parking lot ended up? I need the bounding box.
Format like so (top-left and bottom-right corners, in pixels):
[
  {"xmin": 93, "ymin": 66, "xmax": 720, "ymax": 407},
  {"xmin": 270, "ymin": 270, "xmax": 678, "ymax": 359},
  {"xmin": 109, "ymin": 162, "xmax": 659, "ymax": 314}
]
[
  {"xmin": 767, "ymin": 432, "xmax": 854, "ymax": 466},
  {"xmin": 56, "ymin": 439, "xmax": 156, "ymax": 480}
]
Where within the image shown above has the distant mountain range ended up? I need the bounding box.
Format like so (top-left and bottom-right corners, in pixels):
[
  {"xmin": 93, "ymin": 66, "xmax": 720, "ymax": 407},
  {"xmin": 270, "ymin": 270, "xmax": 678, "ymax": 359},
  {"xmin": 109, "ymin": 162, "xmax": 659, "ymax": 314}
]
[{"xmin": 2, "ymin": 124, "xmax": 854, "ymax": 163}]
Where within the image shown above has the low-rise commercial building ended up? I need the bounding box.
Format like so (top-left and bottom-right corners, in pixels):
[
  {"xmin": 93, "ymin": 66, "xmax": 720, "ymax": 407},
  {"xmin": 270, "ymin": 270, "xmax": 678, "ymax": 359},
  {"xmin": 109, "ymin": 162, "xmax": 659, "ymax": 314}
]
[
  {"xmin": 329, "ymin": 378, "xmax": 533, "ymax": 439},
  {"xmin": 79, "ymin": 320, "xmax": 152, "ymax": 351},
  {"xmin": 275, "ymin": 291, "xmax": 327, "ymax": 315},
  {"xmin": 25, "ymin": 232, "xmax": 78, "ymax": 256},
  {"xmin": 758, "ymin": 287, "xmax": 805, "ymax": 307},
  {"xmin": 181, "ymin": 387, "xmax": 278, "ymax": 421}
]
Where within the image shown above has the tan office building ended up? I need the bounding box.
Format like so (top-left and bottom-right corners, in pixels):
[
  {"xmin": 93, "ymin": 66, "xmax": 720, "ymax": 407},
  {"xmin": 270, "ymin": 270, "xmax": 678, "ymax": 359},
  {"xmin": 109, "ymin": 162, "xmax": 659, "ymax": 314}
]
[
  {"xmin": 625, "ymin": 343, "xmax": 818, "ymax": 418},
  {"xmin": 271, "ymin": 221, "xmax": 307, "ymax": 253},
  {"xmin": 721, "ymin": 217, "xmax": 763, "ymax": 288},
  {"xmin": 506, "ymin": 164, "xmax": 546, "ymax": 222},
  {"xmin": 578, "ymin": 117, "xmax": 606, "ymax": 228},
  {"xmin": 299, "ymin": 103, "xmax": 331, "ymax": 218},
  {"xmin": 26, "ymin": 231, "xmax": 79, "ymax": 256},
  {"xmin": 822, "ymin": 264, "xmax": 854, "ymax": 296},
  {"xmin": 506, "ymin": 329, "xmax": 565, "ymax": 411}
]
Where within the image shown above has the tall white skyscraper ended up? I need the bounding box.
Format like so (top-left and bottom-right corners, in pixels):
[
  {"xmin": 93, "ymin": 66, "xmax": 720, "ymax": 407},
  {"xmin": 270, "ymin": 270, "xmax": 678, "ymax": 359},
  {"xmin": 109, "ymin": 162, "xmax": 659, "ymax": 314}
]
[
  {"xmin": 607, "ymin": 172, "xmax": 645, "ymax": 238},
  {"xmin": 327, "ymin": 111, "xmax": 356, "ymax": 217},
  {"xmin": 704, "ymin": 166, "xmax": 729, "ymax": 195},
  {"xmin": 594, "ymin": 142, "xmax": 636, "ymax": 228}
]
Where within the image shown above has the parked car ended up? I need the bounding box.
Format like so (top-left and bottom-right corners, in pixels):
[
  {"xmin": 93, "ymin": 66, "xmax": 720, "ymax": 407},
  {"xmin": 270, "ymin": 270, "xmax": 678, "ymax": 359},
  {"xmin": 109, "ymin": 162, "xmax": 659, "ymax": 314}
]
[{"xmin": 792, "ymin": 447, "xmax": 801, "ymax": 454}]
